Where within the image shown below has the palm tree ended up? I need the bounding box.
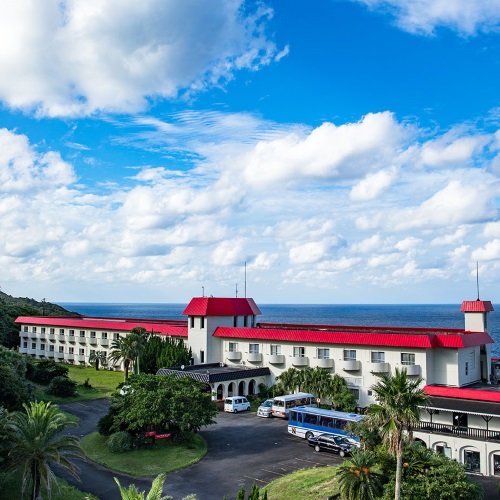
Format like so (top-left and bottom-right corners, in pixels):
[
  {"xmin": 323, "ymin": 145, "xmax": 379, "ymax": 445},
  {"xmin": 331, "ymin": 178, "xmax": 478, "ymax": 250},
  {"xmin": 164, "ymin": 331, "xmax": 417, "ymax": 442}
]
[
  {"xmin": 336, "ymin": 450, "xmax": 383, "ymax": 500},
  {"xmin": 367, "ymin": 368, "xmax": 427, "ymax": 500},
  {"xmin": 276, "ymin": 368, "xmax": 299, "ymax": 393},
  {"xmin": 89, "ymin": 350, "xmax": 107, "ymax": 371},
  {"xmin": 109, "ymin": 333, "xmax": 145, "ymax": 380},
  {"xmin": 8, "ymin": 401, "xmax": 84, "ymax": 500},
  {"xmin": 114, "ymin": 473, "xmax": 196, "ymax": 499}
]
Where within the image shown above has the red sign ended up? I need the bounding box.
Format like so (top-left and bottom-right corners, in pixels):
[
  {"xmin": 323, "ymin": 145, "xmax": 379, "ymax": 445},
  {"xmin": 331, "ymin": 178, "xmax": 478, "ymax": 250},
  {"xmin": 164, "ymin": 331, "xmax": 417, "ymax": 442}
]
[{"xmin": 144, "ymin": 431, "xmax": 172, "ymax": 440}]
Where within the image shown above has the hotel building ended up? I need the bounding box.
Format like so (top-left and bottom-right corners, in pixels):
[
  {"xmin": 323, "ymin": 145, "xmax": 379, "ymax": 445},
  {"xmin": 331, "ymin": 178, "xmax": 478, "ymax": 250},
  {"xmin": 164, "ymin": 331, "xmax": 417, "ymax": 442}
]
[{"xmin": 16, "ymin": 296, "xmax": 500, "ymax": 476}]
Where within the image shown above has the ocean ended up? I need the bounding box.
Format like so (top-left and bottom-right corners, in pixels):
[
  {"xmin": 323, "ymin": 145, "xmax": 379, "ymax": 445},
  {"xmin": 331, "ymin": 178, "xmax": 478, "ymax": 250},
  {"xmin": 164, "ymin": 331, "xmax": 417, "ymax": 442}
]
[{"xmin": 58, "ymin": 302, "xmax": 500, "ymax": 357}]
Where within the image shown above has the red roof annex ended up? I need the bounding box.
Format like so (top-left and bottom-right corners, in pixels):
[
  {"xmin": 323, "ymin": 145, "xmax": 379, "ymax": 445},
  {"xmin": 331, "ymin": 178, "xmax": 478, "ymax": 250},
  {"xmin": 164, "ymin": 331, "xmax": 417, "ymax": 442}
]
[
  {"xmin": 213, "ymin": 327, "xmax": 493, "ymax": 349},
  {"xmin": 460, "ymin": 300, "xmax": 494, "ymax": 313},
  {"xmin": 424, "ymin": 385, "xmax": 500, "ymax": 403},
  {"xmin": 183, "ymin": 297, "xmax": 261, "ymax": 317},
  {"xmin": 15, "ymin": 317, "xmax": 187, "ymax": 337}
]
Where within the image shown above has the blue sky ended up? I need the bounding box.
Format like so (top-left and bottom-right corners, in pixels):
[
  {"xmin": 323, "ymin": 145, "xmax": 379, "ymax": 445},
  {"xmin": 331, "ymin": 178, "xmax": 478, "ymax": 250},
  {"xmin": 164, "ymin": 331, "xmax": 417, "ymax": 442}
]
[{"xmin": 2, "ymin": 0, "xmax": 500, "ymax": 305}]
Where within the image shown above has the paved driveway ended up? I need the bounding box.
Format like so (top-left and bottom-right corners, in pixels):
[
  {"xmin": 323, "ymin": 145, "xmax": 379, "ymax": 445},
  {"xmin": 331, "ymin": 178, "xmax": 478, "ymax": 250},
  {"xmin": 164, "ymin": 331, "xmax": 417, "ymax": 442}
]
[{"xmin": 58, "ymin": 400, "xmax": 341, "ymax": 500}]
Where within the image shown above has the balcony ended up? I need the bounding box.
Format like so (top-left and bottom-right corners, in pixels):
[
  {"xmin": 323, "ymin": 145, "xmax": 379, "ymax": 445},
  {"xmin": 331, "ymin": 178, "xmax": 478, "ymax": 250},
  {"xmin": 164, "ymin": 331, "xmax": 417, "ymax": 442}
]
[
  {"xmin": 48, "ymin": 333, "xmax": 55, "ymax": 340},
  {"xmin": 75, "ymin": 354, "xmax": 86, "ymax": 363},
  {"xmin": 402, "ymin": 364, "xmax": 421, "ymax": 376},
  {"xmin": 46, "ymin": 350, "xmax": 55, "ymax": 358},
  {"xmin": 414, "ymin": 422, "xmax": 500, "ymax": 443},
  {"xmin": 66, "ymin": 353, "xmax": 74, "ymax": 361},
  {"xmin": 68, "ymin": 336, "xmax": 76, "ymax": 343},
  {"xmin": 89, "ymin": 337, "xmax": 98, "ymax": 345},
  {"xmin": 268, "ymin": 354, "xmax": 285, "ymax": 364},
  {"xmin": 28, "ymin": 331, "xmax": 37, "ymax": 338},
  {"xmin": 247, "ymin": 352, "xmax": 262, "ymax": 363},
  {"xmin": 370, "ymin": 362, "xmax": 390, "ymax": 373},
  {"xmin": 341, "ymin": 360, "xmax": 361, "ymax": 371},
  {"xmin": 57, "ymin": 334, "xmax": 65, "ymax": 342},
  {"xmin": 316, "ymin": 358, "xmax": 334, "ymax": 369},
  {"xmin": 99, "ymin": 338, "xmax": 109, "ymax": 347},
  {"xmin": 226, "ymin": 351, "xmax": 242, "ymax": 361},
  {"xmin": 292, "ymin": 356, "xmax": 309, "ymax": 367},
  {"xmin": 19, "ymin": 346, "xmax": 28, "ymax": 354},
  {"xmin": 78, "ymin": 336, "xmax": 87, "ymax": 344}
]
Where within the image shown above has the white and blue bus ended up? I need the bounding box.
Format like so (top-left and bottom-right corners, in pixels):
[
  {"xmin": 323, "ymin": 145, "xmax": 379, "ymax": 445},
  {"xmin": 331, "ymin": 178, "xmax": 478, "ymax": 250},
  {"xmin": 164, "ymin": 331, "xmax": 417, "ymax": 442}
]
[
  {"xmin": 271, "ymin": 393, "xmax": 317, "ymax": 418},
  {"xmin": 287, "ymin": 406, "xmax": 364, "ymax": 441}
]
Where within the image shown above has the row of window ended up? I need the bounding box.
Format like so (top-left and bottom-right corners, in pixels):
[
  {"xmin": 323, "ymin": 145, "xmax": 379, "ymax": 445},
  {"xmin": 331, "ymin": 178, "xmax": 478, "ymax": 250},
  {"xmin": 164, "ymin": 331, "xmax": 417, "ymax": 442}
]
[
  {"xmin": 23, "ymin": 326, "xmax": 120, "ymax": 340},
  {"xmin": 189, "ymin": 315, "xmax": 257, "ymax": 329},
  {"xmin": 22, "ymin": 341, "xmax": 106, "ymax": 357},
  {"xmin": 226, "ymin": 342, "xmax": 416, "ymax": 365}
]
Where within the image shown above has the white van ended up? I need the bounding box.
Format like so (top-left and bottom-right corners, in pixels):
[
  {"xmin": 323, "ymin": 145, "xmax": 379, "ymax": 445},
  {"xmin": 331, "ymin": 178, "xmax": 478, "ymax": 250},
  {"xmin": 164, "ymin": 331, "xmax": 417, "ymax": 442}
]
[{"xmin": 224, "ymin": 396, "xmax": 250, "ymax": 413}]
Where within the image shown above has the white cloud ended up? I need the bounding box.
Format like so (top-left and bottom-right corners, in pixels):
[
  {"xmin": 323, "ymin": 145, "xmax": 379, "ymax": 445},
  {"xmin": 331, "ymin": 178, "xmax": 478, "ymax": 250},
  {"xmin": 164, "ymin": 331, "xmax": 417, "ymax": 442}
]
[
  {"xmin": 395, "ymin": 236, "xmax": 422, "ymax": 252},
  {"xmin": 472, "ymin": 239, "xmax": 500, "ymax": 261},
  {"xmin": 484, "ymin": 221, "xmax": 500, "ymax": 238},
  {"xmin": 0, "ymin": 0, "xmax": 280, "ymax": 117},
  {"xmin": 210, "ymin": 238, "xmax": 246, "ymax": 266},
  {"xmin": 431, "ymin": 226, "xmax": 469, "ymax": 246},
  {"xmin": 289, "ymin": 241, "xmax": 330, "ymax": 265},
  {"xmin": 350, "ymin": 166, "xmax": 398, "ymax": 201},
  {"xmin": 352, "ymin": 0, "xmax": 500, "ymax": 35}
]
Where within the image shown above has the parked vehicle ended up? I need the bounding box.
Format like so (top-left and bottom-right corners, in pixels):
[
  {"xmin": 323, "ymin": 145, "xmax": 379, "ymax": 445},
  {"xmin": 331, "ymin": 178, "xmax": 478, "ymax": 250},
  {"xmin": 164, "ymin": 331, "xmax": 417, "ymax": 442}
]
[
  {"xmin": 272, "ymin": 393, "xmax": 316, "ymax": 418},
  {"xmin": 224, "ymin": 396, "xmax": 250, "ymax": 413},
  {"xmin": 257, "ymin": 399, "xmax": 274, "ymax": 418},
  {"xmin": 307, "ymin": 433, "xmax": 358, "ymax": 457}
]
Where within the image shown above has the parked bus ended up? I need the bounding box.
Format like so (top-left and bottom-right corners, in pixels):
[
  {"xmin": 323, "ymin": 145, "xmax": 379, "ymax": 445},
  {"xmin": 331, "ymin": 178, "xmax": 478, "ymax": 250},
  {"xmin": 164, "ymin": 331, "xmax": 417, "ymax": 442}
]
[
  {"xmin": 271, "ymin": 393, "xmax": 316, "ymax": 418},
  {"xmin": 288, "ymin": 406, "xmax": 364, "ymax": 441}
]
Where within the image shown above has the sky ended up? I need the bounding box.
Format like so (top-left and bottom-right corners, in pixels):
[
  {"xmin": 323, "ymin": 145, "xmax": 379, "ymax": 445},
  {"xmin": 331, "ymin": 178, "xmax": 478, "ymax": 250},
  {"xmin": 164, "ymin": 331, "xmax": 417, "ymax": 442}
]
[{"xmin": 2, "ymin": 0, "xmax": 500, "ymax": 305}]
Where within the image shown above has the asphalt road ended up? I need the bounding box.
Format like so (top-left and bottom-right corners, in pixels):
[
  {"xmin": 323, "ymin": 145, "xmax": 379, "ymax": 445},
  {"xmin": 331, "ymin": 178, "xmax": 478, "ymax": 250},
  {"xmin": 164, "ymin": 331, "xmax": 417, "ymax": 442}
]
[{"xmin": 58, "ymin": 400, "xmax": 341, "ymax": 500}]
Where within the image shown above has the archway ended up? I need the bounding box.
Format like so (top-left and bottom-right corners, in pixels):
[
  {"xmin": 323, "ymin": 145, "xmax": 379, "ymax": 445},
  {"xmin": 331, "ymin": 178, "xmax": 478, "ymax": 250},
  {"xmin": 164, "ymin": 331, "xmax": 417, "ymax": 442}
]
[
  {"xmin": 414, "ymin": 438, "xmax": 426, "ymax": 448},
  {"xmin": 238, "ymin": 381, "xmax": 245, "ymax": 396},
  {"xmin": 228, "ymin": 382, "xmax": 235, "ymax": 397},
  {"xmin": 216, "ymin": 383, "xmax": 225, "ymax": 400},
  {"xmin": 248, "ymin": 379, "xmax": 256, "ymax": 396}
]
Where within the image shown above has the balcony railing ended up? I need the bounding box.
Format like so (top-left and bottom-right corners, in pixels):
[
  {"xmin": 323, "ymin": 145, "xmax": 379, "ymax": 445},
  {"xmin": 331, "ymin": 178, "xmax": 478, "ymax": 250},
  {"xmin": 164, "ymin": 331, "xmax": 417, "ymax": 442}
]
[{"xmin": 414, "ymin": 422, "xmax": 500, "ymax": 442}]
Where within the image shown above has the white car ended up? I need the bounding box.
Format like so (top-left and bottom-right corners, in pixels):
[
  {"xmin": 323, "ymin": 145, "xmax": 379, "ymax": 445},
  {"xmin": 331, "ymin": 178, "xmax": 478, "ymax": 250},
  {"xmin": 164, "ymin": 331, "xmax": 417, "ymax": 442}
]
[
  {"xmin": 224, "ymin": 396, "xmax": 250, "ymax": 413},
  {"xmin": 257, "ymin": 399, "xmax": 274, "ymax": 418}
]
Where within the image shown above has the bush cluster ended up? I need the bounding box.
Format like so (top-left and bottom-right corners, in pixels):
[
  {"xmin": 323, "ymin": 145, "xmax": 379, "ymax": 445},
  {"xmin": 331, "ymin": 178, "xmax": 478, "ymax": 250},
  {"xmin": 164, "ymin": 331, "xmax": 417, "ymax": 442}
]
[
  {"xmin": 107, "ymin": 431, "xmax": 132, "ymax": 453},
  {"xmin": 26, "ymin": 359, "xmax": 69, "ymax": 385},
  {"xmin": 45, "ymin": 376, "xmax": 77, "ymax": 397}
]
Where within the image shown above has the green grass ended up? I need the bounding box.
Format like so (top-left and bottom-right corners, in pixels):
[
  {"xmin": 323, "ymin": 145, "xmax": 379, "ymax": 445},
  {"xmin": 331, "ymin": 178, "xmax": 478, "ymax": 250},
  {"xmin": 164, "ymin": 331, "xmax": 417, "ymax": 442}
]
[
  {"xmin": 34, "ymin": 365, "xmax": 124, "ymax": 403},
  {"xmin": 261, "ymin": 467, "xmax": 340, "ymax": 500},
  {"xmin": 81, "ymin": 432, "xmax": 207, "ymax": 476},
  {"xmin": 1, "ymin": 469, "xmax": 98, "ymax": 500}
]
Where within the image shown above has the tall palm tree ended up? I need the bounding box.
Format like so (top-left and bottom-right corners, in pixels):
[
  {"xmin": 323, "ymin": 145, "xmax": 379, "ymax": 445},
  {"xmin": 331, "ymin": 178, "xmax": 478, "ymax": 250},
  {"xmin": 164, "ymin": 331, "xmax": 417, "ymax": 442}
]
[
  {"xmin": 367, "ymin": 368, "xmax": 427, "ymax": 500},
  {"xmin": 8, "ymin": 401, "xmax": 84, "ymax": 500},
  {"xmin": 109, "ymin": 332, "xmax": 145, "ymax": 380},
  {"xmin": 89, "ymin": 350, "xmax": 107, "ymax": 371},
  {"xmin": 276, "ymin": 368, "xmax": 299, "ymax": 393},
  {"xmin": 336, "ymin": 450, "xmax": 383, "ymax": 500},
  {"xmin": 114, "ymin": 473, "xmax": 196, "ymax": 500}
]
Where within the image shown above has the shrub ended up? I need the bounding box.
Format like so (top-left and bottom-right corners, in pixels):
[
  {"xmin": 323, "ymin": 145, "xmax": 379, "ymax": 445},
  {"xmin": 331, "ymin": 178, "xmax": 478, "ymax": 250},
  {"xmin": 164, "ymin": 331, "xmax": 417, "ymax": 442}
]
[
  {"xmin": 98, "ymin": 412, "xmax": 116, "ymax": 436},
  {"xmin": 45, "ymin": 375, "xmax": 77, "ymax": 397},
  {"xmin": 107, "ymin": 431, "xmax": 132, "ymax": 453},
  {"xmin": 27, "ymin": 360, "xmax": 69, "ymax": 385}
]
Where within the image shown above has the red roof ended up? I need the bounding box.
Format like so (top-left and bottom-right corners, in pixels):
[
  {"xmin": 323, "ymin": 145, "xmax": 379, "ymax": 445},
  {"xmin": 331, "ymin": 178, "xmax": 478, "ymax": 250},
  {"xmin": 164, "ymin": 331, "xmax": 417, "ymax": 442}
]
[
  {"xmin": 213, "ymin": 326, "xmax": 493, "ymax": 349},
  {"xmin": 15, "ymin": 316, "xmax": 187, "ymax": 337},
  {"xmin": 183, "ymin": 297, "xmax": 261, "ymax": 317},
  {"xmin": 424, "ymin": 385, "xmax": 500, "ymax": 403},
  {"xmin": 460, "ymin": 300, "xmax": 494, "ymax": 312}
]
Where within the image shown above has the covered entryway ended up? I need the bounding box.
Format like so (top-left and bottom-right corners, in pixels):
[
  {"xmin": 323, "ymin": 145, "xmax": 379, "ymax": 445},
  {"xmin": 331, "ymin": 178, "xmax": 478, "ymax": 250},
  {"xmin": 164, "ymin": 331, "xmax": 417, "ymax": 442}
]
[{"xmin": 238, "ymin": 381, "xmax": 245, "ymax": 396}]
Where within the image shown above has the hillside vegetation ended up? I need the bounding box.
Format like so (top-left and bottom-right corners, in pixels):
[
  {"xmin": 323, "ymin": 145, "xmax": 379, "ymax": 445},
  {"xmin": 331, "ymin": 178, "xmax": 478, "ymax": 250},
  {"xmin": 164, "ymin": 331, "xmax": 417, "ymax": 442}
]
[{"xmin": 0, "ymin": 290, "xmax": 80, "ymax": 348}]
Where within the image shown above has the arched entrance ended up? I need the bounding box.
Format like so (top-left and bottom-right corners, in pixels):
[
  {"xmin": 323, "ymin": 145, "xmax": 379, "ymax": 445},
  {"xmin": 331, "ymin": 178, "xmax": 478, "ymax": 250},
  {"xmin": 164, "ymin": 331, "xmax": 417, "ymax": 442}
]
[
  {"xmin": 228, "ymin": 382, "xmax": 235, "ymax": 397},
  {"xmin": 216, "ymin": 383, "xmax": 224, "ymax": 400},
  {"xmin": 414, "ymin": 438, "xmax": 426, "ymax": 448},
  {"xmin": 238, "ymin": 381, "xmax": 245, "ymax": 396},
  {"xmin": 248, "ymin": 379, "xmax": 256, "ymax": 396}
]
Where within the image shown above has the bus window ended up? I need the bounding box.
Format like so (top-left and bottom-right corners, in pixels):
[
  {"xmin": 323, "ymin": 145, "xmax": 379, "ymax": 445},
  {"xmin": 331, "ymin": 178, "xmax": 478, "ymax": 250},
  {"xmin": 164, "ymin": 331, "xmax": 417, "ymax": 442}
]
[
  {"xmin": 335, "ymin": 419, "xmax": 347, "ymax": 430},
  {"xmin": 321, "ymin": 416, "xmax": 334, "ymax": 428},
  {"xmin": 304, "ymin": 413, "xmax": 318, "ymax": 425},
  {"xmin": 289, "ymin": 410, "xmax": 297, "ymax": 422}
]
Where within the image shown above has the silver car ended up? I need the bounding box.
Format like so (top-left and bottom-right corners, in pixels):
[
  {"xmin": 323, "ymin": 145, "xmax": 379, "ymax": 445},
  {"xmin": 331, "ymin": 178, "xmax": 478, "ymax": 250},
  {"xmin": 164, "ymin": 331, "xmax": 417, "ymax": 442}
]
[{"xmin": 257, "ymin": 399, "xmax": 274, "ymax": 418}]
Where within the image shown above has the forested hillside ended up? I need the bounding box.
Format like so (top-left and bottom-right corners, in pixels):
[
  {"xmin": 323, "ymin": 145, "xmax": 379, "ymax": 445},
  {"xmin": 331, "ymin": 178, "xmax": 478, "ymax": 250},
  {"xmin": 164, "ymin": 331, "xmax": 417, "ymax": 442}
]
[{"xmin": 0, "ymin": 291, "xmax": 80, "ymax": 348}]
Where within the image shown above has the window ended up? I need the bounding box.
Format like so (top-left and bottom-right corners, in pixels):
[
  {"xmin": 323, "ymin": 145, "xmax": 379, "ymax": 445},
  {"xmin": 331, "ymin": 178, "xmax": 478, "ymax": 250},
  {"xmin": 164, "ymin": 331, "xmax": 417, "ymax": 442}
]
[
  {"xmin": 249, "ymin": 344, "xmax": 259, "ymax": 354},
  {"xmin": 190, "ymin": 316, "xmax": 194, "ymax": 328},
  {"xmin": 251, "ymin": 315, "xmax": 256, "ymax": 327},
  {"xmin": 50, "ymin": 328, "xmax": 54, "ymax": 334},
  {"xmin": 229, "ymin": 342, "xmax": 238, "ymax": 352},
  {"xmin": 200, "ymin": 316, "xmax": 205, "ymax": 329},
  {"xmin": 58, "ymin": 346, "xmax": 64, "ymax": 353},
  {"xmin": 113, "ymin": 333, "xmax": 120, "ymax": 340},
  {"xmin": 32, "ymin": 327, "xmax": 37, "ymax": 333},
  {"xmin": 69, "ymin": 329, "xmax": 75, "ymax": 336},
  {"xmin": 233, "ymin": 316, "xmax": 238, "ymax": 327},
  {"xmin": 23, "ymin": 341, "xmax": 28, "ymax": 348},
  {"xmin": 90, "ymin": 349, "xmax": 96, "ymax": 356},
  {"xmin": 41, "ymin": 327, "xmax": 46, "ymax": 334},
  {"xmin": 317, "ymin": 348, "xmax": 330, "ymax": 359},
  {"xmin": 31, "ymin": 342, "xmax": 36, "ymax": 350},
  {"xmin": 244, "ymin": 316, "xmax": 248, "ymax": 327},
  {"xmin": 49, "ymin": 345, "xmax": 55, "ymax": 352},
  {"xmin": 200, "ymin": 350, "xmax": 205, "ymax": 363},
  {"xmin": 464, "ymin": 450, "xmax": 480, "ymax": 473},
  {"xmin": 367, "ymin": 390, "xmax": 373, "ymax": 396},
  {"xmin": 59, "ymin": 329, "xmax": 64, "ymax": 334},
  {"xmin": 101, "ymin": 332, "xmax": 108, "ymax": 339},
  {"xmin": 80, "ymin": 330, "xmax": 85, "ymax": 337},
  {"xmin": 371, "ymin": 352, "xmax": 385, "ymax": 363},
  {"xmin": 343, "ymin": 350, "xmax": 356, "ymax": 361},
  {"xmin": 465, "ymin": 362, "xmax": 469, "ymax": 376},
  {"xmin": 79, "ymin": 348, "xmax": 85, "ymax": 355},
  {"xmin": 23, "ymin": 326, "xmax": 28, "ymax": 332},
  {"xmin": 270, "ymin": 345, "xmax": 281, "ymax": 355},
  {"xmin": 40, "ymin": 344, "xmax": 45, "ymax": 351},
  {"xmin": 401, "ymin": 353, "xmax": 415, "ymax": 365},
  {"xmin": 348, "ymin": 388, "xmax": 360, "ymax": 399},
  {"xmin": 68, "ymin": 347, "xmax": 74, "ymax": 354},
  {"xmin": 90, "ymin": 331, "xmax": 96, "ymax": 338},
  {"xmin": 293, "ymin": 346, "xmax": 305, "ymax": 358}
]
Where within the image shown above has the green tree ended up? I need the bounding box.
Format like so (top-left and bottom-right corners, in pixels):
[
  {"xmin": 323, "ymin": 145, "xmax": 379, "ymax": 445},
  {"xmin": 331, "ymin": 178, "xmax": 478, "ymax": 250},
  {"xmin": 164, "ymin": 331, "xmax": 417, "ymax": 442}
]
[
  {"xmin": 109, "ymin": 331, "xmax": 146, "ymax": 381},
  {"xmin": 140, "ymin": 333, "xmax": 192, "ymax": 374},
  {"xmin": 276, "ymin": 368, "xmax": 300, "ymax": 393},
  {"xmin": 367, "ymin": 368, "xmax": 427, "ymax": 500},
  {"xmin": 0, "ymin": 364, "xmax": 31, "ymax": 411},
  {"xmin": 114, "ymin": 472, "xmax": 197, "ymax": 500},
  {"xmin": 8, "ymin": 401, "xmax": 84, "ymax": 500},
  {"xmin": 336, "ymin": 450, "xmax": 384, "ymax": 500},
  {"xmin": 89, "ymin": 351, "xmax": 107, "ymax": 371}
]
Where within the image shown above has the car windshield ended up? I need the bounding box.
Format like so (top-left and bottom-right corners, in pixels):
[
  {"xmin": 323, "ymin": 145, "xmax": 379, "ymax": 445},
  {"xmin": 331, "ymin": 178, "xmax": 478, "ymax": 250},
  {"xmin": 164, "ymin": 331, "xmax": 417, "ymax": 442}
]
[
  {"xmin": 261, "ymin": 400, "xmax": 273, "ymax": 407},
  {"xmin": 334, "ymin": 437, "xmax": 350, "ymax": 445}
]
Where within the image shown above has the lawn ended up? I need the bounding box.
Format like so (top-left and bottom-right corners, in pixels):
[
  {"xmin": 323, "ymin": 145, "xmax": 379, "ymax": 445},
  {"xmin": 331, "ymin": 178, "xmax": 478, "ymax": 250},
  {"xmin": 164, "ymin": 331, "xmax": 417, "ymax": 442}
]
[
  {"xmin": 2, "ymin": 469, "xmax": 98, "ymax": 500},
  {"xmin": 34, "ymin": 365, "xmax": 124, "ymax": 403},
  {"xmin": 81, "ymin": 432, "xmax": 207, "ymax": 476},
  {"xmin": 261, "ymin": 466, "xmax": 340, "ymax": 500}
]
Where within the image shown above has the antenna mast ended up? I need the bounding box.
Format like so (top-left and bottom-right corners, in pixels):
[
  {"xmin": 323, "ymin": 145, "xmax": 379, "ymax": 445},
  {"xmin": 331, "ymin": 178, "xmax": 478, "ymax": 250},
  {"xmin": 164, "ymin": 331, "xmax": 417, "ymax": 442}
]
[
  {"xmin": 235, "ymin": 283, "xmax": 238, "ymax": 298},
  {"xmin": 476, "ymin": 261, "xmax": 480, "ymax": 301},
  {"xmin": 244, "ymin": 261, "xmax": 247, "ymax": 298},
  {"xmin": 202, "ymin": 286, "xmax": 204, "ymax": 298}
]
